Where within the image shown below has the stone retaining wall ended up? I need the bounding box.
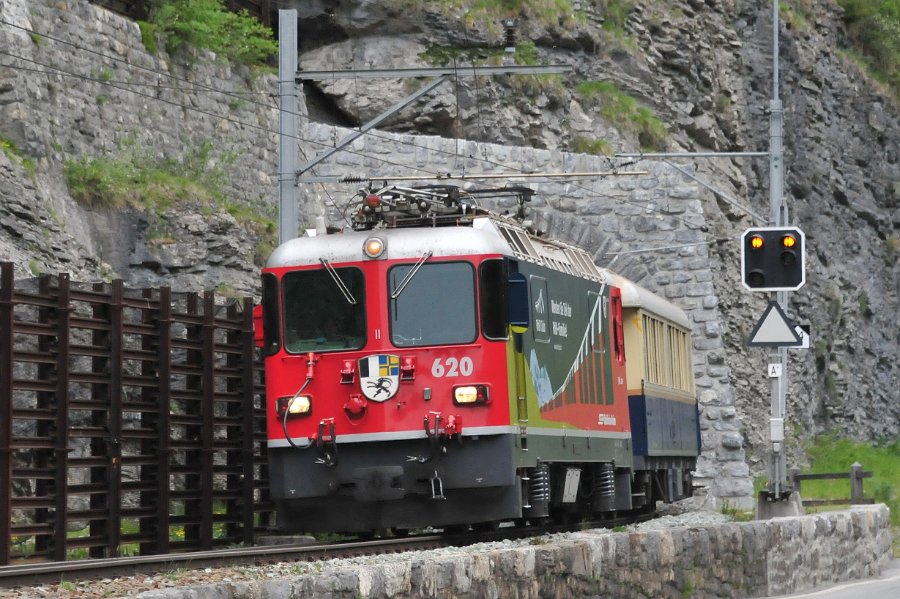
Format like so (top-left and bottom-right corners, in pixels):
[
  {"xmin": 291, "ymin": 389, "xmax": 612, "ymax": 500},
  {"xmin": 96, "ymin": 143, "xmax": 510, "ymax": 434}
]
[{"xmin": 138, "ymin": 505, "xmax": 893, "ymax": 599}]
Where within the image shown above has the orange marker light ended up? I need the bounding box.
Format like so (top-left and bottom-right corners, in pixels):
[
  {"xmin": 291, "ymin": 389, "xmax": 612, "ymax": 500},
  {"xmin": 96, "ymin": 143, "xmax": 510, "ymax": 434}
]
[
  {"xmin": 781, "ymin": 235, "xmax": 796, "ymax": 248},
  {"xmin": 750, "ymin": 235, "xmax": 764, "ymax": 249},
  {"xmin": 363, "ymin": 237, "xmax": 385, "ymax": 258}
]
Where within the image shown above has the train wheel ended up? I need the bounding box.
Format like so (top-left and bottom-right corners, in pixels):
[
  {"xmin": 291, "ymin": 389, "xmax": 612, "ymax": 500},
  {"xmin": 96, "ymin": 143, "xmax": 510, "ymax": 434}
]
[{"xmin": 391, "ymin": 528, "xmax": 410, "ymax": 538}]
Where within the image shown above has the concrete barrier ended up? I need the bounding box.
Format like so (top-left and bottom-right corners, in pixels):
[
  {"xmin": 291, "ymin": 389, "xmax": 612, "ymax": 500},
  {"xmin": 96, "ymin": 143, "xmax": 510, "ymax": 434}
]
[{"xmin": 138, "ymin": 505, "xmax": 893, "ymax": 598}]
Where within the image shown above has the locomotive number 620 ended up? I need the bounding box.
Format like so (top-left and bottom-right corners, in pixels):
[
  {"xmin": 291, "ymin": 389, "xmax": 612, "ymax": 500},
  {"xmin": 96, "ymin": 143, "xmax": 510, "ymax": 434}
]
[{"xmin": 431, "ymin": 357, "xmax": 474, "ymax": 377}]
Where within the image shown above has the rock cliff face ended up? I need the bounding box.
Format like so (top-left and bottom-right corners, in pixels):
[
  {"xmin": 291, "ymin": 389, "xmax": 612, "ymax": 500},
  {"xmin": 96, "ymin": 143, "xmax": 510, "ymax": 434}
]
[{"xmin": 0, "ymin": 0, "xmax": 897, "ymax": 500}]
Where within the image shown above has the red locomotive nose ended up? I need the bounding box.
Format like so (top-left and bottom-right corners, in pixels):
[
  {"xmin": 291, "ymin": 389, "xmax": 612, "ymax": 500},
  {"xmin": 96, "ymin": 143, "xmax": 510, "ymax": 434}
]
[{"xmin": 344, "ymin": 394, "xmax": 368, "ymax": 419}]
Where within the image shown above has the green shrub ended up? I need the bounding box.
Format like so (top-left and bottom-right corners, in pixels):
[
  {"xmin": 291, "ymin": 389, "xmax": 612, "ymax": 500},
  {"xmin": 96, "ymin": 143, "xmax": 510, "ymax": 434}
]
[{"xmin": 149, "ymin": 0, "xmax": 277, "ymax": 65}]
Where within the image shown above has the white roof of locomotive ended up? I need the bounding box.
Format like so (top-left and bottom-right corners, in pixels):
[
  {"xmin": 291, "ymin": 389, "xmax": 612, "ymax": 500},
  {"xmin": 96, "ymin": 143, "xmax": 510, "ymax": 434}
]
[{"xmin": 266, "ymin": 219, "xmax": 512, "ymax": 268}]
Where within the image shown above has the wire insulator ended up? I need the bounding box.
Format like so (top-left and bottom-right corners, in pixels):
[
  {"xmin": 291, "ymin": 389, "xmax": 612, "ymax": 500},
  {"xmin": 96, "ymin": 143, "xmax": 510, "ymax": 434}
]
[
  {"xmin": 503, "ymin": 19, "xmax": 516, "ymax": 52},
  {"xmin": 339, "ymin": 175, "xmax": 367, "ymax": 184}
]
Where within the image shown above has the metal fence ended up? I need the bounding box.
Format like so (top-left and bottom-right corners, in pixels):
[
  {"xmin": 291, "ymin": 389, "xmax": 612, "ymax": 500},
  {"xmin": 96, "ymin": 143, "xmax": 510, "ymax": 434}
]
[
  {"xmin": 0, "ymin": 262, "xmax": 271, "ymax": 564},
  {"xmin": 88, "ymin": 1, "xmax": 276, "ymax": 26}
]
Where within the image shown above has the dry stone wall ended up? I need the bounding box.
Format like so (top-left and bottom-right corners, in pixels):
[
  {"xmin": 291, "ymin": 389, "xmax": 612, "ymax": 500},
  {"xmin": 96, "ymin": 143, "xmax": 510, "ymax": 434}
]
[{"xmin": 135, "ymin": 505, "xmax": 893, "ymax": 599}]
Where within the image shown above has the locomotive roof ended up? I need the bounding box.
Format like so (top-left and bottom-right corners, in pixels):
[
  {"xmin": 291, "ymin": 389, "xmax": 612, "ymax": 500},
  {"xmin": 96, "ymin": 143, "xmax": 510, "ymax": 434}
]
[{"xmin": 266, "ymin": 220, "xmax": 511, "ymax": 268}]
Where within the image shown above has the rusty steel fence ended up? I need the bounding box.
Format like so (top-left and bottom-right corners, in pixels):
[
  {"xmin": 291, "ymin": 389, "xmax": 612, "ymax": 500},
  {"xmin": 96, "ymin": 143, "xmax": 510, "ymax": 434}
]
[{"xmin": 0, "ymin": 262, "xmax": 272, "ymax": 565}]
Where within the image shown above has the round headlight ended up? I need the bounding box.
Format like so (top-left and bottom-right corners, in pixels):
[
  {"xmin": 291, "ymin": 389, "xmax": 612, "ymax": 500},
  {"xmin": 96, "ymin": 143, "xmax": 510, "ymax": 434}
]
[
  {"xmin": 364, "ymin": 237, "xmax": 385, "ymax": 258},
  {"xmin": 288, "ymin": 395, "xmax": 311, "ymax": 414}
]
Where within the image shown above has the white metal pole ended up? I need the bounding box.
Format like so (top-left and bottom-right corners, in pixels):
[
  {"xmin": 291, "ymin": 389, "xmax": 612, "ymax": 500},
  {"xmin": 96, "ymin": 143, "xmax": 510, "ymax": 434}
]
[{"xmin": 278, "ymin": 9, "xmax": 298, "ymax": 244}]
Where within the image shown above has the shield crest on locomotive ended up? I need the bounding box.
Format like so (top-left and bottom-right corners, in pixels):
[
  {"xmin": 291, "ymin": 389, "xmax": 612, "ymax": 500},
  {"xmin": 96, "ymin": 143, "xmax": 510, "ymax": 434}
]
[{"xmin": 359, "ymin": 354, "xmax": 400, "ymax": 401}]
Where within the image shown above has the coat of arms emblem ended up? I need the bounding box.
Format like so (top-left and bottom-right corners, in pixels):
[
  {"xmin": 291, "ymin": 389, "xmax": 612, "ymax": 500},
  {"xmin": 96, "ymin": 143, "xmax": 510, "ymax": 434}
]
[{"xmin": 359, "ymin": 354, "xmax": 400, "ymax": 401}]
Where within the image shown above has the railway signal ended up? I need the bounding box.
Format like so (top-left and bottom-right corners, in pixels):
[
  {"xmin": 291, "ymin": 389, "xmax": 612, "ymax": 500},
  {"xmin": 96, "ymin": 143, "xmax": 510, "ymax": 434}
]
[{"xmin": 740, "ymin": 227, "xmax": 805, "ymax": 291}]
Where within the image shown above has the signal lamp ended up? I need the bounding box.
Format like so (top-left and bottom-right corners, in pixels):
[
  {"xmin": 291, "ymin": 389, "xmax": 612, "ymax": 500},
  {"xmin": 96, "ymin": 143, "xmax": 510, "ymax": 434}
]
[
  {"xmin": 453, "ymin": 384, "xmax": 490, "ymax": 405},
  {"xmin": 277, "ymin": 395, "xmax": 311, "ymax": 417},
  {"xmin": 740, "ymin": 227, "xmax": 805, "ymax": 291},
  {"xmin": 363, "ymin": 237, "xmax": 385, "ymax": 258}
]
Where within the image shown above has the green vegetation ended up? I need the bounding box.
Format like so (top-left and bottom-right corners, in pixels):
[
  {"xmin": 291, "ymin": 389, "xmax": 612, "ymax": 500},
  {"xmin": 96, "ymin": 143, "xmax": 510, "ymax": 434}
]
[
  {"xmin": 600, "ymin": 0, "xmax": 636, "ymax": 36},
  {"xmin": 719, "ymin": 499, "xmax": 754, "ymax": 521},
  {"xmin": 399, "ymin": 0, "xmax": 578, "ymax": 31},
  {"xmin": 146, "ymin": 0, "xmax": 277, "ymax": 65},
  {"xmin": 836, "ymin": 0, "xmax": 899, "ymax": 91},
  {"xmin": 801, "ymin": 435, "xmax": 899, "ymax": 556},
  {"xmin": 0, "ymin": 135, "xmax": 37, "ymax": 178},
  {"xmin": 571, "ymin": 136, "xmax": 613, "ymax": 156},
  {"xmin": 801, "ymin": 435, "xmax": 900, "ymax": 518},
  {"xmin": 575, "ymin": 80, "xmax": 667, "ymax": 150},
  {"xmin": 858, "ymin": 292, "xmax": 873, "ymax": 317},
  {"xmin": 64, "ymin": 138, "xmax": 232, "ymax": 211},
  {"xmin": 64, "ymin": 137, "xmax": 276, "ymax": 263},
  {"xmin": 137, "ymin": 20, "xmax": 159, "ymax": 55},
  {"xmin": 887, "ymin": 234, "xmax": 900, "ymax": 258},
  {"xmin": 779, "ymin": 0, "xmax": 816, "ymax": 29}
]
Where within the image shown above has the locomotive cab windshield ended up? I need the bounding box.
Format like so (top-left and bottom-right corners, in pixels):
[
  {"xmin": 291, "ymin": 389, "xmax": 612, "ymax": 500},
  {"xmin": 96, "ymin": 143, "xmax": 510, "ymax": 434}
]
[
  {"xmin": 282, "ymin": 267, "xmax": 366, "ymax": 353},
  {"xmin": 389, "ymin": 261, "xmax": 478, "ymax": 347}
]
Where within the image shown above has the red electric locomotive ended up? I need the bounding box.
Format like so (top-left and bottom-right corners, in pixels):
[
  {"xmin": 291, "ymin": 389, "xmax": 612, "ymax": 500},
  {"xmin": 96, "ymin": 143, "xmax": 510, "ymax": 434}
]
[{"xmin": 256, "ymin": 185, "xmax": 699, "ymax": 534}]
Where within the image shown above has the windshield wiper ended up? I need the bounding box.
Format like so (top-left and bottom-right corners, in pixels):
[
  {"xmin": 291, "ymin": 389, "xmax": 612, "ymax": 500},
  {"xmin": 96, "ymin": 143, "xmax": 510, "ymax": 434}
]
[
  {"xmin": 319, "ymin": 259, "xmax": 357, "ymax": 304},
  {"xmin": 391, "ymin": 251, "xmax": 433, "ymax": 299}
]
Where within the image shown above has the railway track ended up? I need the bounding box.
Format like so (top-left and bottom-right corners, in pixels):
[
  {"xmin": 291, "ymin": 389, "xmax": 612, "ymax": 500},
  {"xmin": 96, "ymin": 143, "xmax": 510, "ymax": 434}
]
[{"xmin": 0, "ymin": 512, "xmax": 657, "ymax": 589}]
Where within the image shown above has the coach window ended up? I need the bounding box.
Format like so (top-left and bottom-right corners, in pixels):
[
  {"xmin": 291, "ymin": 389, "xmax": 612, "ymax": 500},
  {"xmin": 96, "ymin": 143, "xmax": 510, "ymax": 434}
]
[
  {"xmin": 261, "ymin": 273, "xmax": 281, "ymax": 356},
  {"xmin": 282, "ymin": 267, "xmax": 366, "ymax": 353},
  {"xmin": 389, "ymin": 261, "xmax": 477, "ymax": 347},
  {"xmin": 478, "ymin": 259, "xmax": 507, "ymax": 340}
]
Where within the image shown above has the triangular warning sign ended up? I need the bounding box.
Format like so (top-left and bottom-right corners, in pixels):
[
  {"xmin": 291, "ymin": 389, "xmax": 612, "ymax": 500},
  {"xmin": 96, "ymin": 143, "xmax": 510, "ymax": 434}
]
[{"xmin": 747, "ymin": 301, "xmax": 801, "ymax": 346}]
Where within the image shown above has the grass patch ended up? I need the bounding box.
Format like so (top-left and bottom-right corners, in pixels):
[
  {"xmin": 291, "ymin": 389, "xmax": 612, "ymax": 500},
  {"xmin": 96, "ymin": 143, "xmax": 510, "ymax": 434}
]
[
  {"xmin": 571, "ymin": 136, "xmax": 613, "ymax": 156},
  {"xmin": 600, "ymin": 0, "xmax": 636, "ymax": 36},
  {"xmin": 396, "ymin": 0, "xmax": 578, "ymax": 33},
  {"xmin": 575, "ymin": 80, "xmax": 667, "ymax": 150},
  {"xmin": 64, "ymin": 138, "xmax": 231, "ymax": 211},
  {"xmin": 64, "ymin": 136, "xmax": 276, "ymax": 259},
  {"xmin": 0, "ymin": 135, "xmax": 37, "ymax": 178},
  {"xmin": 720, "ymin": 499, "xmax": 754, "ymax": 521},
  {"xmin": 800, "ymin": 435, "xmax": 899, "ymax": 530}
]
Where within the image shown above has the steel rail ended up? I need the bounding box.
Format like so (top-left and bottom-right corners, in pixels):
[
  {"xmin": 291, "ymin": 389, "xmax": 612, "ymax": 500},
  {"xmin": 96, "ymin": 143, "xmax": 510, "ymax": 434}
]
[{"xmin": 0, "ymin": 511, "xmax": 658, "ymax": 588}]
